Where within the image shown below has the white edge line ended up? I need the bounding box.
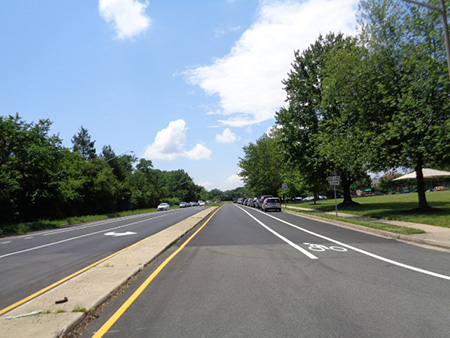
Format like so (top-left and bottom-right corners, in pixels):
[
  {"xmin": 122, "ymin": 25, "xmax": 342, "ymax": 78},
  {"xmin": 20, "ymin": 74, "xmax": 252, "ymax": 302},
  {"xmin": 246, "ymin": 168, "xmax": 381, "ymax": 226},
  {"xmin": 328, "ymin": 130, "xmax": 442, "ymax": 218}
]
[
  {"xmin": 0, "ymin": 214, "xmax": 168, "ymax": 259},
  {"xmin": 254, "ymin": 207, "xmax": 450, "ymax": 281},
  {"xmin": 238, "ymin": 206, "xmax": 318, "ymax": 260}
]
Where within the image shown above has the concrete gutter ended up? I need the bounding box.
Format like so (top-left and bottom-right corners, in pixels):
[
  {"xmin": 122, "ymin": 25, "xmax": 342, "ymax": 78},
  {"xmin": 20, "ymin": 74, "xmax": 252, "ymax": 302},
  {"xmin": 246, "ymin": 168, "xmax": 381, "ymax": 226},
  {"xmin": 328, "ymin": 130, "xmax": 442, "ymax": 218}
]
[{"xmin": 0, "ymin": 207, "xmax": 217, "ymax": 338}]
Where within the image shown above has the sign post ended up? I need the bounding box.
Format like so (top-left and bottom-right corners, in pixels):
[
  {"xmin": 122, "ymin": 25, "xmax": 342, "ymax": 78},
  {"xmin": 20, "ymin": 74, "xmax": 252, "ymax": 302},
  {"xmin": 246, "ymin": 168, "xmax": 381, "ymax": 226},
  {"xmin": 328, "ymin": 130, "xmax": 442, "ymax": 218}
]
[
  {"xmin": 327, "ymin": 176, "xmax": 340, "ymax": 216},
  {"xmin": 282, "ymin": 183, "xmax": 288, "ymax": 208}
]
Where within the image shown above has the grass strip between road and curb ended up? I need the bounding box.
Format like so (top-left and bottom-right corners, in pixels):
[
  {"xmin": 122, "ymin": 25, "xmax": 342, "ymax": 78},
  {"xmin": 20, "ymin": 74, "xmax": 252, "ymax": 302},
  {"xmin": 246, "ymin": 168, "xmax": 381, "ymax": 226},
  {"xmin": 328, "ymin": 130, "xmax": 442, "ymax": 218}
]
[{"xmin": 285, "ymin": 208, "xmax": 425, "ymax": 235}]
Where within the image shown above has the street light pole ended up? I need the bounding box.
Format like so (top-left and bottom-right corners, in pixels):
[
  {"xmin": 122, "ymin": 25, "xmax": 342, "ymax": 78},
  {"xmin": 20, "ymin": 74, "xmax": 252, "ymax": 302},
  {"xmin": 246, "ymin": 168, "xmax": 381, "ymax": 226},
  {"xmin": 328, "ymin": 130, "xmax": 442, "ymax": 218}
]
[
  {"xmin": 106, "ymin": 150, "xmax": 134, "ymax": 163},
  {"xmin": 402, "ymin": 0, "xmax": 450, "ymax": 79}
]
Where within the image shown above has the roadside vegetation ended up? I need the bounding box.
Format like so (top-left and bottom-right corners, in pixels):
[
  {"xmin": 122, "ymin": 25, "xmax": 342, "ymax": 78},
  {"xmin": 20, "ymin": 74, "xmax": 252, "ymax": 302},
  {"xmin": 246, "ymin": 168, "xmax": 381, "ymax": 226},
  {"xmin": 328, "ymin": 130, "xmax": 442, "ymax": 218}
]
[
  {"xmin": 0, "ymin": 115, "xmax": 237, "ymax": 234},
  {"xmin": 285, "ymin": 210, "xmax": 426, "ymax": 235},
  {"xmin": 239, "ymin": 0, "xmax": 449, "ymax": 217},
  {"xmin": 285, "ymin": 191, "xmax": 450, "ymax": 228}
]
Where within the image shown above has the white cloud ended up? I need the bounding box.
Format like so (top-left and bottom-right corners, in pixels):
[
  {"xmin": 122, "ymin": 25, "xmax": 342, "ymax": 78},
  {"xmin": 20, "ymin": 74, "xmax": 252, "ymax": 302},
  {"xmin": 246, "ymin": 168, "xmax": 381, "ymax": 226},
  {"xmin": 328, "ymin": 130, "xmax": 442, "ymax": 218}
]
[
  {"xmin": 185, "ymin": 144, "xmax": 212, "ymax": 160},
  {"xmin": 215, "ymin": 128, "xmax": 241, "ymax": 143},
  {"xmin": 142, "ymin": 119, "xmax": 212, "ymax": 161},
  {"xmin": 186, "ymin": 0, "xmax": 358, "ymax": 127},
  {"xmin": 99, "ymin": 0, "xmax": 151, "ymax": 40},
  {"xmin": 226, "ymin": 174, "xmax": 243, "ymax": 186},
  {"xmin": 214, "ymin": 25, "xmax": 242, "ymax": 38},
  {"xmin": 198, "ymin": 173, "xmax": 243, "ymax": 191},
  {"xmin": 198, "ymin": 181, "xmax": 214, "ymax": 189}
]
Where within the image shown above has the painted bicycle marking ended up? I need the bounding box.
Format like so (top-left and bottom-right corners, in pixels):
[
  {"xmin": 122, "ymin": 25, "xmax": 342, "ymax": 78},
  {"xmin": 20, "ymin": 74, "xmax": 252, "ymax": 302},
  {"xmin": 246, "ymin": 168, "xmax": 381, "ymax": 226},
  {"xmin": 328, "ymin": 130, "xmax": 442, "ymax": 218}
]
[{"xmin": 303, "ymin": 243, "xmax": 348, "ymax": 252}]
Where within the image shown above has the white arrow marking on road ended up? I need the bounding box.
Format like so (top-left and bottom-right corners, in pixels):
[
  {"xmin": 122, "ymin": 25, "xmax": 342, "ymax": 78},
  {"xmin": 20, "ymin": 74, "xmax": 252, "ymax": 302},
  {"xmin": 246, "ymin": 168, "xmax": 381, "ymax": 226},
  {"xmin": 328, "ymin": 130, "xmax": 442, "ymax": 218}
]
[{"xmin": 104, "ymin": 231, "xmax": 137, "ymax": 237}]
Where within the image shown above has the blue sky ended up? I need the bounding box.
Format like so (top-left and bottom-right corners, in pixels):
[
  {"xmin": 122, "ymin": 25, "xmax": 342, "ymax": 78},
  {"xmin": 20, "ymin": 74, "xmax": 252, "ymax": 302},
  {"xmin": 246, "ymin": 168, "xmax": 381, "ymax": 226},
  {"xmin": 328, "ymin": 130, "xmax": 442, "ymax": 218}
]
[{"xmin": 0, "ymin": 0, "xmax": 358, "ymax": 191}]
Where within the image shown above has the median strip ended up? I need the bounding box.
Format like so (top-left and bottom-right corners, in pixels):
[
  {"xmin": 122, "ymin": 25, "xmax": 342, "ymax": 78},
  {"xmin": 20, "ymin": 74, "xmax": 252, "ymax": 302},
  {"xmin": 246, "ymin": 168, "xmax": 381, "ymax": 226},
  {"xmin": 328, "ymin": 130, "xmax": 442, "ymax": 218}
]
[{"xmin": 0, "ymin": 207, "xmax": 217, "ymax": 338}]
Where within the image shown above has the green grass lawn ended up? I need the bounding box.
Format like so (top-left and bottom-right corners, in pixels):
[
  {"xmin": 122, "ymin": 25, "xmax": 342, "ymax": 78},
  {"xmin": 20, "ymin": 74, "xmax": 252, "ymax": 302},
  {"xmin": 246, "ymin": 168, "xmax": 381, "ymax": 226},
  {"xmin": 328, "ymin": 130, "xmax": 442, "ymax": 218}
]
[{"xmin": 286, "ymin": 190, "xmax": 450, "ymax": 227}]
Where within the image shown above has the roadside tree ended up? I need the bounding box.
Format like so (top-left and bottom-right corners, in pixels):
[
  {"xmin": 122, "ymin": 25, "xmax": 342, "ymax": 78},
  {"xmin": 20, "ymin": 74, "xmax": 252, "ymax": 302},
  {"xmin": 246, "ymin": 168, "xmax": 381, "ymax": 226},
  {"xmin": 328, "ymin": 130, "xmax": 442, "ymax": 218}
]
[{"xmin": 358, "ymin": 0, "xmax": 450, "ymax": 210}]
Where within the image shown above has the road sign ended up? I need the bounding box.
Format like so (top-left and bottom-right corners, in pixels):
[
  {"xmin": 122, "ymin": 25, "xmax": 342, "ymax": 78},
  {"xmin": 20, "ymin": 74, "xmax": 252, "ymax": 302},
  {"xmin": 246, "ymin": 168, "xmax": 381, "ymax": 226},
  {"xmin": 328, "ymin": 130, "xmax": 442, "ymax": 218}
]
[
  {"xmin": 327, "ymin": 176, "xmax": 340, "ymax": 186},
  {"xmin": 282, "ymin": 183, "xmax": 288, "ymax": 191}
]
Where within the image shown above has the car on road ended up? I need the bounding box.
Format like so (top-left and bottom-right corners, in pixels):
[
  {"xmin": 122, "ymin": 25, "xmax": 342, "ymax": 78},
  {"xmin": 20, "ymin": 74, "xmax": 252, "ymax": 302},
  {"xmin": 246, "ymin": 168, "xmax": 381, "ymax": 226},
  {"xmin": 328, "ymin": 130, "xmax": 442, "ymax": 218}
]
[
  {"xmin": 157, "ymin": 203, "xmax": 170, "ymax": 211},
  {"xmin": 258, "ymin": 195, "xmax": 273, "ymax": 209},
  {"xmin": 262, "ymin": 197, "xmax": 281, "ymax": 212},
  {"xmin": 198, "ymin": 201, "xmax": 205, "ymax": 206},
  {"xmin": 179, "ymin": 202, "xmax": 188, "ymax": 208}
]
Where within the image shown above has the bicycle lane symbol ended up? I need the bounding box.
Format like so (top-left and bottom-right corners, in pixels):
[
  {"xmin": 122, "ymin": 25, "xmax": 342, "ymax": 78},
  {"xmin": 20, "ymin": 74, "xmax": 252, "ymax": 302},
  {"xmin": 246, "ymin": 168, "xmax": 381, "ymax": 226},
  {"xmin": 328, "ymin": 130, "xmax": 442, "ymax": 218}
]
[{"xmin": 304, "ymin": 243, "xmax": 348, "ymax": 252}]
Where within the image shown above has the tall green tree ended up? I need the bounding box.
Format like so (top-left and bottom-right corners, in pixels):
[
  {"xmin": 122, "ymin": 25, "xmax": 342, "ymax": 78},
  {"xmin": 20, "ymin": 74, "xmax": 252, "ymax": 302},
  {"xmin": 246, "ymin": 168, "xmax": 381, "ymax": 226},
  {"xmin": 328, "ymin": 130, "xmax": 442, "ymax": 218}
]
[
  {"xmin": 276, "ymin": 33, "xmax": 362, "ymax": 204},
  {"xmin": 72, "ymin": 126, "xmax": 97, "ymax": 161},
  {"xmin": 0, "ymin": 114, "xmax": 65, "ymax": 224},
  {"xmin": 358, "ymin": 0, "xmax": 450, "ymax": 210},
  {"xmin": 238, "ymin": 132, "xmax": 283, "ymax": 196}
]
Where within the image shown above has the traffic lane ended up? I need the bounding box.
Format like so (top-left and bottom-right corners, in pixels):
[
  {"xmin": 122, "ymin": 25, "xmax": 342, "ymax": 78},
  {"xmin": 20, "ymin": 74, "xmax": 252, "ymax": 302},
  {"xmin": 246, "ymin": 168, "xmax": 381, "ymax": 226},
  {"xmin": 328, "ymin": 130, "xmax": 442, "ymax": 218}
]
[
  {"xmin": 86, "ymin": 204, "xmax": 450, "ymax": 338},
  {"xmin": 0, "ymin": 207, "xmax": 204, "ymax": 311},
  {"xmin": 239, "ymin": 205, "xmax": 450, "ymax": 278},
  {"xmin": 0, "ymin": 208, "xmax": 201, "ymax": 256}
]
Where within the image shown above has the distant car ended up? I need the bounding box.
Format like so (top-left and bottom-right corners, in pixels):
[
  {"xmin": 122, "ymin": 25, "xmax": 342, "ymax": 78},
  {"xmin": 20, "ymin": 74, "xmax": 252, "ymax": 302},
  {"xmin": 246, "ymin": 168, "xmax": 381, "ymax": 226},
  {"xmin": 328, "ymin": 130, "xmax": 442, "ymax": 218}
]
[
  {"xmin": 179, "ymin": 202, "xmax": 188, "ymax": 208},
  {"xmin": 262, "ymin": 197, "xmax": 281, "ymax": 212},
  {"xmin": 198, "ymin": 201, "xmax": 205, "ymax": 206},
  {"xmin": 157, "ymin": 203, "xmax": 170, "ymax": 211}
]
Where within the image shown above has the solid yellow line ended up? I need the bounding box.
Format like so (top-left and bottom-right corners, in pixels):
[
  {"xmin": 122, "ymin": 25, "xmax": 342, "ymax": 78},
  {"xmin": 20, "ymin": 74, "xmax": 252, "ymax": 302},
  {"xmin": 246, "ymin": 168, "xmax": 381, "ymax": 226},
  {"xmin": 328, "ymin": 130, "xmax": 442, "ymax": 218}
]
[
  {"xmin": 0, "ymin": 230, "xmax": 165, "ymax": 316},
  {"xmin": 92, "ymin": 206, "xmax": 222, "ymax": 338}
]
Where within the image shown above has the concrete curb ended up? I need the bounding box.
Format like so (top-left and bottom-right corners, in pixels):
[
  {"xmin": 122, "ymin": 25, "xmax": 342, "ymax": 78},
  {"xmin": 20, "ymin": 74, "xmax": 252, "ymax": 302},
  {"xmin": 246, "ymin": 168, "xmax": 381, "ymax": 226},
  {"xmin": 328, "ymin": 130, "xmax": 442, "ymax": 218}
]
[
  {"xmin": 282, "ymin": 208, "xmax": 450, "ymax": 251},
  {"xmin": 0, "ymin": 207, "xmax": 217, "ymax": 338}
]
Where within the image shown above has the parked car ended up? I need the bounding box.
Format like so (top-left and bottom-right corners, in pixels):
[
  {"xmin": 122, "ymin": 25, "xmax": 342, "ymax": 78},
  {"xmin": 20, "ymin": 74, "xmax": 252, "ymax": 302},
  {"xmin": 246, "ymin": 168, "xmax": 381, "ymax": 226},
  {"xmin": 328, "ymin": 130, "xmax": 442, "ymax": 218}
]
[
  {"xmin": 258, "ymin": 195, "xmax": 273, "ymax": 209},
  {"xmin": 179, "ymin": 202, "xmax": 188, "ymax": 208},
  {"xmin": 262, "ymin": 197, "xmax": 281, "ymax": 212},
  {"xmin": 198, "ymin": 200, "xmax": 205, "ymax": 206},
  {"xmin": 157, "ymin": 203, "xmax": 170, "ymax": 211}
]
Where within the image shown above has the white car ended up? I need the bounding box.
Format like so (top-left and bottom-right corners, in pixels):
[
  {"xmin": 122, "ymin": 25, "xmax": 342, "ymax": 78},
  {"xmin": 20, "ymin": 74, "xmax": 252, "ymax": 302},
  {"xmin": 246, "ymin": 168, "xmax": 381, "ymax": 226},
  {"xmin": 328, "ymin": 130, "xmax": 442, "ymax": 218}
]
[
  {"xmin": 198, "ymin": 201, "xmax": 205, "ymax": 206},
  {"xmin": 262, "ymin": 197, "xmax": 281, "ymax": 212},
  {"xmin": 157, "ymin": 203, "xmax": 170, "ymax": 211}
]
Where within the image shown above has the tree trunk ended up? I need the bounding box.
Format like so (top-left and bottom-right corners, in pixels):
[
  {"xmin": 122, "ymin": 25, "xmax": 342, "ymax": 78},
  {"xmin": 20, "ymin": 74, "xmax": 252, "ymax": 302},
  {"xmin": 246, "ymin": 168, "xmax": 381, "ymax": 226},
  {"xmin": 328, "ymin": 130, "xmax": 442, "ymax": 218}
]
[
  {"xmin": 415, "ymin": 162, "xmax": 431, "ymax": 211},
  {"xmin": 339, "ymin": 175, "xmax": 359, "ymax": 206}
]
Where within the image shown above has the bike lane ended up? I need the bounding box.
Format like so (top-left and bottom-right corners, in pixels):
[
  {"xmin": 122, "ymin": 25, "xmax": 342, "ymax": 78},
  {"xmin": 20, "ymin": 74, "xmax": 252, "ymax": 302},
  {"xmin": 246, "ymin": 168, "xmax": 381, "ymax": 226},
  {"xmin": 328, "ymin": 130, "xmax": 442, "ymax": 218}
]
[{"xmin": 238, "ymin": 205, "xmax": 450, "ymax": 281}]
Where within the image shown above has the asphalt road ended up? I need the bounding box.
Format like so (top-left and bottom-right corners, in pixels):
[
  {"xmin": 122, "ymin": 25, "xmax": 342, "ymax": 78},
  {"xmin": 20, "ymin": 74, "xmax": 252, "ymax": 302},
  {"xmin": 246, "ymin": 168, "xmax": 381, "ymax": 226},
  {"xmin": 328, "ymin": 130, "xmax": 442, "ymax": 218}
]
[
  {"xmin": 83, "ymin": 204, "xmax": 450, "ymax": 338},
  {"xmin": 0, "ymin": 207, "xmax": 204, "ymax": 311}
]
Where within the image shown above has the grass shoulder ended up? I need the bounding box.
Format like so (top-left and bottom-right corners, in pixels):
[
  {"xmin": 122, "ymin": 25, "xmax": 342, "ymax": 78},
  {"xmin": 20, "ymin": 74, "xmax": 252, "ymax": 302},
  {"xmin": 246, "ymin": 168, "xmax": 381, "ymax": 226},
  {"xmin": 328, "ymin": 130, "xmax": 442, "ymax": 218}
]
[
  {"xmin": 285, "ymin": 209, "xmax": 425, "ymax": 235},
  {"xmin": 0, "ymin": 207, "xmax": 164, "ymax": 236},
  {"xmin": 286, "ymin": 190, "xmax": 450, "ymax": 228}
]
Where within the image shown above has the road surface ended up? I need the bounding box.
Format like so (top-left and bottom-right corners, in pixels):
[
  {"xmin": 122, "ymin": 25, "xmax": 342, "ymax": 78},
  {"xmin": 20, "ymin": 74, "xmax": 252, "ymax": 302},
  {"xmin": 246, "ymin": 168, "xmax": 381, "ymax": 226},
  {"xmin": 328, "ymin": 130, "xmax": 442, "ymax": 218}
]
[
  {"xmin": 0, "ymin": 207, "xmax": 203, "ymax": 311},
  {"xmin": 82, "ymin": 204, "xmax": 450, "ymax": 337}
]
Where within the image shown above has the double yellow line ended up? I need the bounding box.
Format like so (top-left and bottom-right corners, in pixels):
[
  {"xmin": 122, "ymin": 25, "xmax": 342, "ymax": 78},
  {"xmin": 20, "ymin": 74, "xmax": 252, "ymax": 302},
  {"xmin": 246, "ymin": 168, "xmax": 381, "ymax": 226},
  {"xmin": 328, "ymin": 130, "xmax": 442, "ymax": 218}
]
[{"xmin": 92, "ymin": 206, "xmax": 222, "ymax": 338}]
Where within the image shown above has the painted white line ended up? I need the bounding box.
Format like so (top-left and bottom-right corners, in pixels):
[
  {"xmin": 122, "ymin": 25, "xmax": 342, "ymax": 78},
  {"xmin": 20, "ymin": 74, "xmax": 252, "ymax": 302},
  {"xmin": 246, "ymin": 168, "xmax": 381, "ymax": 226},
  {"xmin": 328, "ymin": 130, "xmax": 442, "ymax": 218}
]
[
  {"xmin": 41, "ymin": 210, "xmax": 183, "ymax": 237},
  {"xmin": 238, "ymin": 207, "xmax": 318, "ymax": 260},
  {"xmin": 105, "ymin": 231, "xmax": 137, "ymax": 237},
  {"xmin": 0, "ymin": 218, "xmax": 156, "ymax": 259},
  {"xmin": 1, "ymin": 241, "xmax": 11, "ymax": 245},
  {"xmin": 256, "ymin": 207, "xmax": 450, "ymax": 281}
]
